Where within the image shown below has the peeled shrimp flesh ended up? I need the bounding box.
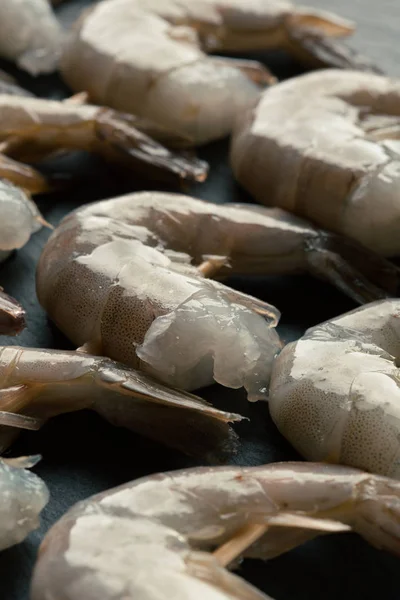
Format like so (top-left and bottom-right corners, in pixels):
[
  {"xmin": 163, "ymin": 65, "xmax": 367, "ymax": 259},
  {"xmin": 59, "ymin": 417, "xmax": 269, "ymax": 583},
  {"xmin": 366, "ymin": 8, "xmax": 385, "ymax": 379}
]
[
  {"xmin": 0, "ymin": 455, "xmax": 48, "ymax": 552},
  {"xmin": 36, "ymin": 191, "xmax": 400, "ymax": 401},
  {"xmin": 60, "ymin": 0, "xmax": 378, "ymax": 146},
  {"xmin": 231, "ymin": 69, "xmax": 400, "ymax": 257},
  {"xmin": 31, "ymin": 461, "xmax": 400, "ymax": 600},
  {"xmin": 269, "ymin": 299, "xmax": 400, "ymax": 479},
  {"xmin": 0, "ymin": 346, "xmax": 242, "ymax": 461},
  {"xmin": 0, "ymin": 0, "xmax": 62, "ymax": 75},
  {"xmin": 0, "ymin": 94, "xmax": 208, "ymax": 184}
]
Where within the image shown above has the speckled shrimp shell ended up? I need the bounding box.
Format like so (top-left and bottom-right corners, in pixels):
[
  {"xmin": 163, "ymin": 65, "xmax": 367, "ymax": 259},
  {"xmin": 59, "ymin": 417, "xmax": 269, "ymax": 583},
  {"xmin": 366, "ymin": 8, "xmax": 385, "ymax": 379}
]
[
  {"xmin": 31, "ymin": 461, "xmax": 400, "ymax": 600},
  {"xmin": 269, "ymin": 299, "xmax": 400, "ymax": 478},
  {"xmin": 0, "ymin": 0, "xmax": 62, "ymax": 75},
  {"xmin": 60, "ymin": 0, "xmax": 377, "ymax": 146},
  {"xmin": 36, "ymin": 192, "xmax": 400, "ymax": 401},
  {"xmin": 0, "ymin": 455, "xmax": 48, "ymax": 552},
  {"xmin": 231, "ymin": 69, "xmax": 400, "ymax": 256}
]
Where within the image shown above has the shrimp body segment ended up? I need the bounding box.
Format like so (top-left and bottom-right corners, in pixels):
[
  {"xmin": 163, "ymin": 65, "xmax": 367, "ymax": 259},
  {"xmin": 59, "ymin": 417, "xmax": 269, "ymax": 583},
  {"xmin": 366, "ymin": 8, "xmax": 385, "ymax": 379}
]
[
  {"xmin": 36, "ymin": 192, "xmax": 400, "ymax": 400},
  {"xmin": 0, "ymin": 455, "xmax": 48, "ymax": 552},
  {"xmin": 231, "ymin": 69, "xmax": 400, "ymax": 256},
  {"xmin": 269, "ymin": 300, "xmax": 400, "ymax": 478},
  {"xmin": 0, "ymin": 346, "xmax": 242, "ymax": 461},
  {"xmin": 0, "ymin": 0, "xmax": 62, "ymax": 75},
  {"xmin": 31, "ymin": 462, "xmax": 400, "ymax": 599},
  {"xmin": 60, "ymin": 0, "xmax": 373, "ymax": 145},
  {"xmin": 0, "ymin": 95, "xmax": 207, "ymax": 183}
]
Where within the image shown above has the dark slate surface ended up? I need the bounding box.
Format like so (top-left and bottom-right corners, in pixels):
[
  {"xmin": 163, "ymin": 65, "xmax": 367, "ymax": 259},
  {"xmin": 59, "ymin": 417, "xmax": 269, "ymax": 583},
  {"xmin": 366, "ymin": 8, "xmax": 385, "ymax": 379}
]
[{"xmin": 0, "ymin": 1, "xmax": 398, "ymax": 598}]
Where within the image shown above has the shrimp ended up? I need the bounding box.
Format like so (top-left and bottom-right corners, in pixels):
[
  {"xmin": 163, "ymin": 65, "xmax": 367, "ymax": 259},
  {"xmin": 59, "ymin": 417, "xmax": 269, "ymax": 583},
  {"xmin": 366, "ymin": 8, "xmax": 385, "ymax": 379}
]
[
  {"xmin": 31, "ymin": 461, "xmax": 400, "ymax": 600},
  {"xmin": 0, "ymin": 95, "xmax": 208, "ymax": 184},
  {"xmin": 0, "ymin": 179, "xmax": 47, "ymax": 335},
  {"xmin": 60, "ymin": 0, "xmax": 378, "ymax": 146},
  {"xmin": 0, "ymin": 455, "xmax": 48, "ymax": 552},
  {"xmin": 36, "ymin": 191, "xmax": 400, "ymax": 401},
  {"xmin": 269, "ymin": 299, "xmax": 400, "ymax": 479},
  {"xmin": 0, "ymin": 346, "xmax": 242, "ymax": 461},
  {"xmin": 231, "ymin": 69, "xmax": 400, "ymax": 257},
  {"xmin": 0, "ymin": 0, "xmax": 62, "ymax": 75}
]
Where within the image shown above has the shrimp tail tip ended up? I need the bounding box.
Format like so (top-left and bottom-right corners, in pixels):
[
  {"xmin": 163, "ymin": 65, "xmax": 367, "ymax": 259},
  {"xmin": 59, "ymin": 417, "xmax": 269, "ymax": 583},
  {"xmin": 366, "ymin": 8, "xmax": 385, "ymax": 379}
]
[{"xmin": 306, "ymin": 232, "xmax": 400, "ymax": 304}]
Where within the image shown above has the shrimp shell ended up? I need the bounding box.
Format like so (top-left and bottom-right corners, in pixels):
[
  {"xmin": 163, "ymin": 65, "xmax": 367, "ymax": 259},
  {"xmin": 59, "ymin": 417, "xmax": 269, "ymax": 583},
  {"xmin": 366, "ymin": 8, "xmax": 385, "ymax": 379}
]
[
  {"xmin": 0, "ymin": 0, "xmax": 62, "ymax": 75},
  {"xmin": 0, "ymin": 455, "xmax": 48, "ymax": 552},
  {"xmin": 269, "ymin": 299, "xmax": 400, "ymax": 478},
  {"xmin": 231, "ymin": 69, "xmax": 400, "ymax": 256},
  {"xmin": 31, "ymin": 461, "xmax": 400, "ymax": 599},
  {"xmin": 36, "ymin": 191, "xmax": 400, "ymax": 401}
]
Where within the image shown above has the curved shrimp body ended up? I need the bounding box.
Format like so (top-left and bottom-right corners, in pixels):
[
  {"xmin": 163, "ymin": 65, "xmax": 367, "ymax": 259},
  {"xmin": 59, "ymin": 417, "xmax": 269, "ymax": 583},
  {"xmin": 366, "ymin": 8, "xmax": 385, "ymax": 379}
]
[
  {"xmin": 0, "ymin": 346, "xmax": 241, "ymax": 461},
  {"xmin": 0, "ymin": 455, "xmax": 48, "ymax": 552},
  {"xmin": 231, "ymin": 69, "xmax": 400, "ymax": 256},
  {"xmin": 31, "ymin": 461, "xmax": 400, "ymax": 600},
  {"xmin": 36, "ymin": 192, "xmax": 400, "ymax": 400},
  {"xmin": 0, "ymin": 95, "xmax": 207, "ymax": 183},
  {"xmin": 60, "ymin": 0, "xmax": 378, "ymax": 145},
  {"xmin": 269, "ymin": 299, "xmax": 400, "ymax": 478},
  {"xmin": 0, "ymin": 0, "xmax": 62, "ymax": 75}
]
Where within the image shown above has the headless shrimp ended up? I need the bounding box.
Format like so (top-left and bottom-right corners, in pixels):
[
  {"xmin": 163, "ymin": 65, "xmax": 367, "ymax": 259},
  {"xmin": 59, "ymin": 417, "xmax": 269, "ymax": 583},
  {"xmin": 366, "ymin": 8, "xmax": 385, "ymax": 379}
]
[
  {"xmin": 0, "ymin": 346, "xmax": 241, "ymax": 461},
  {"xmin": 0, "ymin": 179, "xmax": 47, "ymax": 334},
  {"xmin": 269, "ymin": 299, "xmax": 400, "ymax": 479},
  {"xmin": 59, "ymin": 0, "xmax": 378, "ymax": 145},
  {"xmin": 0, "ymin": 0, "xmax": 62, "ymax": 75},
  {"xmin": 31, "ymin": 461, "xmax": 400, "ymax": 600},
  {"xmin": 36, "ymin": 192, "xmax": 400, "ymax": 400},
  {"xmin": 231, "ymin": 69, "xmax": 400, "ymax": 257},
  {"xmin": 0, "ymin": 455, "xmax": 48, "ymax": 552},
  {"xmin": 0, "ymin": 95, "xmax": 207, "ymax": 184}
]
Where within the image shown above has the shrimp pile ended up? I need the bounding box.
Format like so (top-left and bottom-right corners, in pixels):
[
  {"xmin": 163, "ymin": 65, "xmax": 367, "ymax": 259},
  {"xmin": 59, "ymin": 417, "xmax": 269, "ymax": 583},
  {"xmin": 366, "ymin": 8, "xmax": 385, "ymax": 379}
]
[
  {"xmin": 60, "ymin": 0, "xmax": 377, "ymax": 145},
  {"xmin": 231, "ymin": 69, "xmax": 400, "ymax": 256},
  {"xmin": 0, "ymin": 0, "xmax": 62, "ymax": 75},
  {"xmin": 31, "ymin": 461, "xmax": 400, "ymax": 600},
  {"xmin": 269, "ymin": 299, "xmax": 400, "ymax": 479},
  {"xmin": 0, "ymin": 455, "xmax": 48, "ymax": 552},
  {"xmin": 0, "ymin": 346, "xmax": 241, "ymax": 461},
  {"xmin": 36, "ymin": 192, "xmax": 400, "ymax": 400},
  {"xmin": 0, "ymin": 94, "xmax": 207, "ymax": 184}
]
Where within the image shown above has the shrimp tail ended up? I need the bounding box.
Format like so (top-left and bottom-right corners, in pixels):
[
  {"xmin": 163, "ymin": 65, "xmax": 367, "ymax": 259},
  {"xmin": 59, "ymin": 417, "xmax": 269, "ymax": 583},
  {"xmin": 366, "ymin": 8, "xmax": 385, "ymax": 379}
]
[
  {"xmin": 305, "ymin": 232, "xmax": 400, "ymax": 304},
  {"xmin": 0, "ymin": 291, "xmax": 26, "ymax": 335},
  {"xmin": 94, "ymin": 109, "xmax": 209, "ymax": 183},
  {"xmin": 285, "ymin": 11, "xmax": 382, "ymax": 73}
]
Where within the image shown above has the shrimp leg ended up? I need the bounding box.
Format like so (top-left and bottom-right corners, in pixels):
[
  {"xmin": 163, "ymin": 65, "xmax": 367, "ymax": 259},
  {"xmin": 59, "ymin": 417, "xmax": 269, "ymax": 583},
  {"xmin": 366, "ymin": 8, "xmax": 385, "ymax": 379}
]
[
  {"xmin": 0, "ymin": 153, "xmax": 51, "ymax": 195},
  {"xmin": 0, "ymin": 290, "xmax": 26, "ymax": 335},
  {"xmin": 0, "ymin": 347, "xmax": 242, "ymax": 462}
]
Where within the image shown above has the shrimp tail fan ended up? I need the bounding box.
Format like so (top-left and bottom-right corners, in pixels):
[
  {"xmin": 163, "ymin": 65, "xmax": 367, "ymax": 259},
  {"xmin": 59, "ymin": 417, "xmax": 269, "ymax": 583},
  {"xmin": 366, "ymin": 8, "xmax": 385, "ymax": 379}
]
[{"xmin": 305, "ymin": 231, "xmax": 400, "ymax": 304}]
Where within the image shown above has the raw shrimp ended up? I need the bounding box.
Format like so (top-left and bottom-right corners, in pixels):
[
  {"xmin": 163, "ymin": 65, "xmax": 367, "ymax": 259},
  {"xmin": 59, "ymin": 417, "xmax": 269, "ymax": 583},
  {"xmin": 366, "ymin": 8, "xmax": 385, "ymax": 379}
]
[
  {"xmin": 31, "ymin": 461, "xmax": 400, "ymax": 600},
  {"xmin": 0, "ymin": 95, "xmax": 207, "ymax": 183},
  {"xmin": 0, "ymin": 455, "xmax": 48, "ymax": 552},
  {"xmin": 36, "ymin": 192, "xmax": 400, "ymax": 401},
  {"xmin": 269, "ymin": 299, "xmax": 400, "ymax": 479},
  {"xmin": 0, "ymin": 346, "xmax": 241, "ymax": 461},
  {"xmin": 60, "ymin": 0, "xmax": 377, "ymax": 145},
  {"xmin": 0, "ymin": 179, "xmax": 46, "ymax": 335},
  {"xmin": 231, "ymin": 69, "xmax": 400, "ymax": 257},
  {"xmin": 0, "ymin": 0, "xmax": 62, "ymax": 75}
]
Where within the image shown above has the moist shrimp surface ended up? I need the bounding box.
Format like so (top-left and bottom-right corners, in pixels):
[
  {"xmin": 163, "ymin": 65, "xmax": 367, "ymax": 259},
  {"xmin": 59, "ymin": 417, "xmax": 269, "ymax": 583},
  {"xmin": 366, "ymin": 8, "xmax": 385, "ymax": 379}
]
[
  {"xmin": 36, "ymin": 192, "xmax": 400, "ymax": 400},
  {"xmin": 0, "ymin": 346, "xmax": 241, "ymax": 461},
  {"xmin": 0, "ymin": 455, "xmax": 48, "ymax": 552},
  {"xmin": 31, "ymin": 461, "xmax": 400, "ymax": 600},
  {"xmin": 0, "ymin": 95, "xmax": 207, "ymax": 184},
  {"xmin": 269, "ymin": 299, "xmax": 400, "ymax": 478},
  {"xmin": 231, "ymin": 69, "xmax": 400, "ymax": 256},
  {"xmin": 60, "ymin": 0, "xmax": 376, "ymax": 145},
  {"xmin": 0, "ymin": 0, "xmax": 62, "ymax": 75}
]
